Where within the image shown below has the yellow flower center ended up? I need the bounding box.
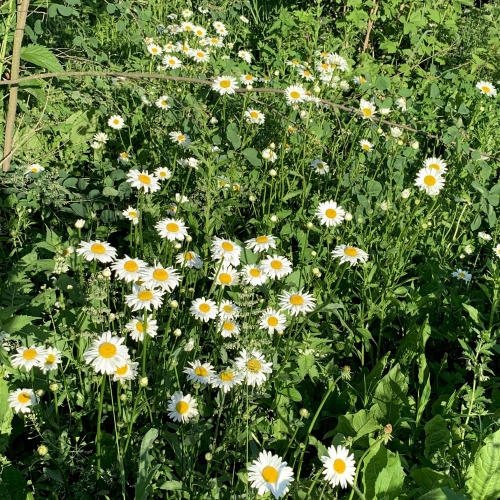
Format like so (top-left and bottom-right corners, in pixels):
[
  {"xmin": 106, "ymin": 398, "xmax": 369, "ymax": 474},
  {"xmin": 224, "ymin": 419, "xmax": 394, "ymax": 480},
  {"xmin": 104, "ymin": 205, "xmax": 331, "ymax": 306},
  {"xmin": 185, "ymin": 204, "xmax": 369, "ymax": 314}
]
[
  {"xmin": 219, "ymin": 273, "xmax": 232, "ymax": 284},
  {"xmin": 458, "ymin": 272, "xmax": 466, "ymax": 278},
  {"xmin": 223, "ymin": 321, "xmax": 234, "ymax": 331},
  {"xmin": 91, "ymin": 243, "xmax": 106, "ymax": 254},
  {"xmin": 113, "ymin": 119, "xmax": 120, "ymax": 125},
  {"xmin": 185, "ymin": 252, "xmax": 194, "ymax": 260},
  {"xmin": 292, "ymin": 61, "xmax": 299, "ymax": 65},
  {"xmin": 128, "ymin": 211, "xmax": 137, "ymax": 217},
  {"xmin": 176, "ymin": 401, "xmax": 189, "ymax": 414},
  {"xmin": 23, "ymin": 348, "xmax": 37, "ymax": 360},
  {"xmin": 195, "ymin": 366, "xmax": 208, "ymax": 376},
  {"xmin": 167, "ymin": 223, "xmax": 179, "ymax": 232},
  {"xmin": 177, "ymin": 135, "xmax": 186, "ymax": 142},
  {"xmin": 271, "ymin": 260, "xmax": 283, "ymax": 270},
  {"xmin": 46, "ymin": 354, "xmax": 55, "ymax": 364},
  {"xmin": 251, "ymin": 111, "xmax": 259, "ymax": 118},
  {"xmin": 116, "ymin": 365, "xmax": 128, "ymax": 375},
  {"xmin": 290, "ymin": 91, "xmax": 300, "ymax": 99},
  {"xmin": 333, "ymin": 458, "xmax": 346, "ymax": 474},
  {"xmin": 32, "ymin": 167, "xmax": 39, "ymax": 173},
  {"xmin": 169, "ymin": 59, "xmax": 176, "ymax": 65},
  {"xmin": 98, "ymin": 342, "xmax": 117, "ymax": 358},
  {"xmin": 290, "ymin": 295, "xmax": 304, "ymax": 305},
  {"xmin": 220, "ymin": 80, "xmax": 231, "ymax": 88},
  {"xmin": 196, "ymin": 31, "xmax": 203, "ymax": 36},
  {"xmin": 138, "ymin": 291, "xmax": 153, "ymax": 301},
  {"xmin": 223, "ymin": 305, "xmax": 232, "ymax": 313},
  {"xmin": 124, "ymin": 260, "xmax": 139, "ymax": 272},
  {"xmin": 249, "ymin": 268, "xmax": 261, "ymax": 277},
  {"xmin": 153, "ymin": 269, "xmax": 169, "ymax": 281},
  {"xmin": 360, "ymin": 77, "xmax": 366, "ymax": 82},
  {"xmin": 317, "ymin": 163, "xmax": 324, "ymax": 169},
  {"xmin": 219, "ymin": 371, "xmax": 234, "ymax": 381},
  {"xmin": 344, "ymin": 247, "xmax": 358, "ymax": 257},
  {"xmin": 268, "ymin": 317, "xmax": 278, "ymax": 326},
  {"xmin": 197, "ymin": 52, "xmax": 204, "ymax": 57},
  {"xmin": 362, "ymin": 108, "xmax": 372, "ymax": 117},
  {"xmin": 136, "ymin": 321, "xmax": 147, "ymax": 332},
  {"xmin": 222, "ymin": 242, "xmax": 233, "ymax": 251},
  {"xmin": 152, "ymin": 48, "xmax": 158, "ymax": 53},
  {"xmin": 138, "ymin": 174, "xmax": 151, "ymax": 184},
  {"xmin": 18, "ymin": 392, "xmax": 31, "ymax": 403},
  {"xmin": 326, "ymin": 209, "xmax": 337, "ymax": 219},
  {"xmin": 262, "ymin": 466, "xmax": 278, "ymax": 483},
  {"xmin": 424, "ymin": 175, "xmax": 436, "ymax": 186},
  {"xmin": 321, "ymin": 63, "xmax": 328, "ymax": 69},
  {"xmin": 304, "ymin": 71, "xmax": 311, "ymax": 76},
  {"xmin": 185, "ymin": 26, "xmax": 191, "ymax": 31},
  {"xmin": 256, "ymin": 236, "xmax": 268, "ymax": 243},
  {"xmin": 247, "ymin": 359, "xmax": 261, "ymax": 372},
  {"xmin": 199, "ymin": 303, "xmax": 211, "ymax": 313},
  {"xmin": 482, "ymin": 86, "xmax": 490, "ymax": 93},
  {"xmin": 161, "ymin": 100, "xmax": 167, "ymax": 106},
  {"xmin": 429, "ymin": 163, "xmax": 439, "ymax": 170},
  {"xmin": 362, "ymin": 144, "xmax": 370, "ymax": 150}
]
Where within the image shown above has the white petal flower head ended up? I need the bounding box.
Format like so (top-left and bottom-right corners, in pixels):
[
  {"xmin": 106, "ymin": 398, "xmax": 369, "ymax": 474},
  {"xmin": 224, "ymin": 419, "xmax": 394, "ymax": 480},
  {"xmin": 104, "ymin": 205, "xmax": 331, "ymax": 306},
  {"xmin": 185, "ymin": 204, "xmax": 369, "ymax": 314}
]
[
  {"xmin": 125, "ymin": 317, "xmax": 158, "ymax": 342},
  {"xmin": 316, "ymin": 200, "xmax": 345, "ymax": 227},
  {"xmin": 155, "ymin": 95, "xmax": 170, "ymax": 109},
  {"xmin": 191, "ymin": 49, "xmax": 210, "ymax": 63},
  {"xmin": 9, "ymin": 388, "xmax": 38, "ymax": 414},
  {"xmin": 235, "ymin": 349, "xmax": 272, "ymax": 387},
  {"xmin": 245, "ymin": 108, "xmax": 265, "ymax": 124},
  {"xmin": 396, "ymin": 97, "xmax": 407, "ymax": 111},
  {"xmin": 476, "ymin": 81, "xmax": 497, "ymax": 97},
  {"xmin": 424, "ymin": 157, "xmax": 447, "ymax": 174},
  {"xmin": 210, "ymin": 368, "xmax": 244, "ymax": 393},
  {"xmin": 238, "ymin": 50, "xmax": 252, "ymax": 63},
  {"xmin": 141, "ymin": 264, "xmax": 181, "ymax": 292},
  {"xmin": 169, "ymin": 131, "xmax": 191, "ymax": 147},
  {"xmin": 212, "ymin": 75, "xmax": 239, "ymax": 95},
  {"xmin": 278, "ymin": 289, "xmax": 316, "ymax": 316},
  {"xmin": 77, "ymin": 240, "xmax": 117, "ymax": 263},
  {"xmin": 452, "ymin": 269, "xmax": 471, "ymax": 282},
  {"xmin": 147, "ymin": 43, "xmax": 162, "ymax": 56},
  {"xmin": 108, "ymin": 115, "xmax": 125, "ymax": 130},
  {"xmin": 261, "ymin": 255, "xmax": 293, "ymax": 280},
  {"xmin": 299, "ymin": 69, "xmax": 315, "ymax": 81},
  {"xmin": 285, "ymin": 84, "xmax": 307, "ymax": 105},
  {"xmin": 155, "ymin": 166, "xmax": 172, "ymax": 180},
  {"xmin": 311, "ymin": 159, "xmax": 329, "ymax": 175},
  {"xmin": 39, "ymin": 347, "xmax": 62, "ymax": 374},
  {"xmin": 414, "ymin": 167, "xmax": 445, "ymax": 196},
  {"xmin": 190, "ymin": 297, "xmax": 218, "ymax": 322},
  {"xmin": 184, "ymin": 360, "xmax": 215, "ymax": 385},
  {"xmin": 125, "ymin": 288, "xmax": 164, "ymax": 312},
  {"xmin": 245, "ymin": 234, "xmax": 277, "ymax": 253},
  {"xmin": 176, "ymin": 250, "xmax": 203, "ymax": 269},
  {"xmin": 332, "ymin": 245, "xmax": 369, "ymax": 266},
  {"xmin": 11, "ymin": 345, "xmax": 47, "ymax": 371},
  {"xmin": 218, "ymin": 300, "xmax": 241, "ymax": 320},
  {"xmin": 259, "ymin": 308, "xmax": 287, "ymax": 335},
  {"xmin": 360, "ymin": 99, "xmax": 376, "ymax": 119},
  {"xmin": 248, "ymin": 450, "xmax": 294, "ymax": 498},
  {"xmin": 123, "ymin": 206, "xmax": 140, "ymax": 225},
  {"xmin": 155, "ymin": 218, "xmax": 189, "ymax": 241},
  {"xmin": 218, "ymin": 319, "xmax": 240, "ymax": 338},
  {"xmin": 494, "ymin": 244, "xmax": 500, "ymax": 259},
  {"xmin": 162, "ymin": 55, "xmax": 182, "ymax": 69},
  {"xmin": 83, "ymin": 331, "xmax": 129, "ymax": 375},
  {"xmin": 126, "ymin": 170, "xmax": 161, "ymax": 194},
  {"xmin": 241, "ymin": 264, "xmax": 268, "ymax": 286},
  {"xmin": 360, "ymin": 140, "xmax": 373, "ymax": 151},
  {"xmin": 478, "ymin": 232, "xmax": 492, "ymax": 241},
  {"xmin": 212, "ymin": 264, "xmax": 240, "ymax": 287},
  {"xmin": 25, "ymin": 163, "xmax": 44, "ymax": 175},
  {"xmin": 211, "ymin": 237, "xmax": 241, "ymax": 266},
  {"xmin": 168, "ymin": 392, "xmax": 199, "ymax": 423},
  {"xmin": 113, "ymin": 359, "xmax": 139, "ymax": 384},
  {"xmin": 111, "ymin": 255, "xmax": 147, "ymax": 282},
  {"xmin": 321, "ymin": 445, "xmax": 356, "ymax": 489}
]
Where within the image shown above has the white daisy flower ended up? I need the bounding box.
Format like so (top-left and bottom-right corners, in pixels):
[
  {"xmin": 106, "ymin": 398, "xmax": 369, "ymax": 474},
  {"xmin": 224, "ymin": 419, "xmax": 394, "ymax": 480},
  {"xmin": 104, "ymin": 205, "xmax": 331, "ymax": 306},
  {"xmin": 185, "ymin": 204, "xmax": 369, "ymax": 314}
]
[
  {"xmin": 218, "ymin": 319, "xmax": 240, "ymax": 338},
  {"xmin": 360, "ymin": 99, "xmax": 376, "ymax": 118},
  {"xmin": 162, "ymin": 55, "xmax": 182, "ymax": 69},
  {"xmin": 414, "ymin": 167, "xmax": 445, "ymax": 196},
  {"xmin": 452, "ymin": 269, "xmax": 471, "ymax": 282},
  {"xmin": 193, "ymin": 26, "xmax": 206, "ymax": 37},
  {"xmin": 180, "ymin": 21, "xmax": 194, "ymax": 32},
  {"xmin": 167, "ymin": 392, "xmax": 198, "ymax": 423},
  {"xmin": 140, "ymin": 264, "xmax": 181, "ymax": 292},
  {"xmin": 259, "ymin": 308, "xmax": 287, "ymax": 335},
  {"xmin": 125, "ymin": 288, "xmax": 164, "ymax": 312},
  {"xmin": 248, "ymin": 450, "xmax": 294, "ymax": 499},
  {"xmin": 321, "ymin": 445, "xmax": 356, "ymax": 489},
  {"xmin": 478, "ymin": 232, "xmax": 492, "ymax": 241},
  {"xmin": 494, "ymin": 244, "xmax": 500, "ymax": 259},
  {"xmin": 327, "ymin": 53, "xmax": 349, "ymax": 72},
  {"xmin": 77, "ymin": 240, "xmax": 117, "ymax": 263},
  {"xmin": 25, "ymin": 164, "xmax": 44, "ymax": 175},
  {"xmin": 245, "ymin": 234, "xmax": 276, "ymax": 252},
  {"xmin": 353, "ymin": 76, "xmax": 367, "ymax": 84},
  {"xmin": 111, "ymin": 255, "xmax": 147, "ymax": 282},
  {"xmin": 379, "ymin": 107, "xmax": 391, "ymax": 115},
  {"xmin": 218, "ymin": 300, "xmax": 241, "ymax": 320},
  {"xmin": 163, "ymin": 42, "xmax": 175, "ymax": 53},
  {"xmin": 83, "ymin": 331, "xmax": 129, "ymax": 375},
  {"xmin": 190, "ymin": 49, "xmax": 210, "ymax": 63},
  {"xmin": 123, "ymin": 206, "xmax": 139, "ymax": 225},
  {"xmin": 108, "ymin": 115, "xmax": 125, "ymax": 130},
  {"xmin": 126, "ymin": 170, "xmax": 161, "ymax": 194},
  {"xmin": 241, "ymin": 264, "xmax": 267, "ymax": 286},
  {"xmin": 390, "ymin": 127, "xmax": 403, "ymax": 138},
  {"xmin": 261, "ymin": 255, "xmax": 293, "ymax": 280},
  {"xmin": 284, "ymin": 84, "xmax": 307, "ymax": 105},
  {"xmin": 155, "ymin": 166, "xmax": 172, "ymax": 180},
  {"xmin": 278, "ymin": 289, "xmax": 316, "ymax": 316},
  {"xmin": 262, "ymin": 148, "xmax": 278, "ymax": 162},
  {"xmin": 155, "ymin": 95, "xmax": 170, "ymax": 109},
  {"xmin": 147, "ymin": 43, "xmax": 162, "ymax": 56},
  {"xmin": 125, "ymin": 317, "xmax": 158, "ymax": 342},
  {"xmin": 113, "ymin": 359, "xmax": 139, "ymax": 384},
  {"xmin": 235, "ymin": 349, "xmax": 272, "ymax": 387},
  {"xmin": 238, "ymin": 50, "xmax": 252, "ymax": 63},
  {"xmin": 476, "ymin": 81, "xmax": 497, "ymax": 97},
  {"xmin": 169, "ymin": 131, "xmax": 191, "ymax": 147},
  {"xmin": 182, "ymin": 9, "xmax": 192, "ymax": 17},
  {"xmin": 331, "ymin": 245, "xmax": 369, "ymax": 266},
  {"xmin": 316, "ymin": 200, "xmax": 345, "ymax": 227},
  {"xmin": 210, "ymin": 368, "xmax": 244, "ymax": 393},
  {"xmin": 285, "ymin": 60, "xmax": 303, "ymax": 69},
  {"xmin": 175, "ymin": 42, "xmax": 191, "ymax": 55},
  {"xmin": 211, "ymin": 264, "xmax": 240, "ymax": 287},
  {"xmin": 211, "ymin": 237, "xmax": 241, "ymax": 266},
  {"xmin": 299, "ymin": 69, "xmax": 315, "ymax": 81},
  {"xmin": 176, "ymin": 251, "xmax": 203, "ymax": 269},
  {"xmin": 184, "ymin": 360, "xmax": 215, "ymax": 385},
  {"xmin": 245, "ymin": 108, "xmax": 265, "ymax": 124},
  {"xmin": 311, "ymin": 159, "xmax": 329, "ymax": 175},
  {"xmin": 205, "ymin": 36, "xmax": 224, "ymax": 48},
  {"xmin": 360, "ymin": 140, "xmax": 373, "ymax": 151},
  {"xmin": 93, "ymin": 132, "xmax": 108, "ymax": 143},
  {"xmin": 396, "ymin": 97, "xmax": 407, "ymax": 111},
  {"xmin": 155, "ymin": 218, "xmax": 189, "ymax": 241},
  {"xmin": 424, "ymin": 157, "xmax": 447, "ymax": 173},
  {"xmin": 212, "ymin": 75, "xmax": 239, "ymax": 95},
  {"xmin": 9, "ymin": 388, "xmax": 38, "ymax": 414},
  {"xmin": 240, "ymin": 15, "xmax": 249, "ymax": 23},
  {"xmin": 118, "ymin": 152, "xmax": 131, "ymax": 163},
  {"xmin": 190, "ymin": 297, "xmax": 218, "ymax": 322},
  {"xmin": 241, "ymin": 74, "xmax": 256, "ymax": 85},
  {"xmin": 11, "ymin": 345, "xmax": 46, "ymax": 371}
]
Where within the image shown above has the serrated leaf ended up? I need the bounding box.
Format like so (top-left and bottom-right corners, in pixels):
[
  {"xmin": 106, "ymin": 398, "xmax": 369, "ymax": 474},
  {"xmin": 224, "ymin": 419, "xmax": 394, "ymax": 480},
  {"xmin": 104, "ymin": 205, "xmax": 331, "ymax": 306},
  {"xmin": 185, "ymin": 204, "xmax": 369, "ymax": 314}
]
[
  {"xmin": 465, "ymin": 429, "xmax": 500, "ymax": 500},
  {"xmin": 21, "ymin": 44, "xmax": 64, "ymax": 72},
  {"xmin": 1, "ymin": 315, "xmax": 37, "ymax": 335},
  {"xmin": 424, "ymin": 415, "xmax": 451, "ymax": 459}
]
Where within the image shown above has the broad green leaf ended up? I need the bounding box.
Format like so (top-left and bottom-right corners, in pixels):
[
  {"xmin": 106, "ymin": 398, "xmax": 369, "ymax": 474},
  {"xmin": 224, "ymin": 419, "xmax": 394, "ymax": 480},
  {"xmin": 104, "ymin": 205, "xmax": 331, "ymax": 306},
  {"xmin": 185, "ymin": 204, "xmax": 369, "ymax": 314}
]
[
  {"xmin": 135, "ymin": 428, "xmax": 161, "ymax": 500},
  {"xmin": 21, "ymin": 44, "xmax": 64, "ymax": 72},
  {"xmin": 419, "ymin": 487, "xmax": 469, "ymax": 500},
  {"xmin": 242, "ymin": 148, "xmax": 262, "ymax": 166},
  {"xmin": 465, "ymin": 429, "xmax": 500, "ymax": 500},
  {"xmin": 226, "ymin": 123, "xmax": 241, "ymax": 150},
  {"xmin": 412, "ymin": 467, "xmax": 457, "ymax": 493},
  {"xmin": 279, "ymin": 386, "xmax": 302, "ymax": 402},
  {"xmin": 424, "ymin": 415, "xmax": 451, "ymax": 459},
  {"xmin": 1, "ymin": 315, "xmax": 37, "ymax": 335},
  {"xmin": 336, "ymin": 409, "xmax": 380, "ymax": 441}
]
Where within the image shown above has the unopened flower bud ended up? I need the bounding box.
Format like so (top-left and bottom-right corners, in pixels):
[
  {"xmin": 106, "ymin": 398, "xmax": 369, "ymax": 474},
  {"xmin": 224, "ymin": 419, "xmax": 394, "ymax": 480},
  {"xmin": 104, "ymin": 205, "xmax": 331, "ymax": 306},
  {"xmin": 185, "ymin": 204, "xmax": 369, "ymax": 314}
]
[
  {"xmin": 170, "ymin": 300, "xmax": 178, "ymax": 308},
  {"xmin": 49, "ymin": 383, "xmax": 59, "ymax": 392},
  {"xmin": 174, "ymin": 328, "xmax": 182, "ymax": 337},
  {"xmin": 102, "ymin": 268, "xmax": 111, "ymax": 278},
  {"xmin": 270, "ymin": 215, "xmax": 278, "ymax": 223},
  {"xmin": 311, "ymin": 251, "xmax": 317, "ymax": 257},
  {"xmin": 205, "ymin": 452, "xmax": 213, "ymax": 461},
  {"xmin": 139, "ymin": 377, "xmax": 149, "ymax": 387},
  {"xmin": 185, "ymin": 235, "xmax": 192, "ymax": 242},
  {"xmin": 120, "ymin": 393, "xmax": 127, "ymax": 402},
  {"xmin": 67, "ymin": 284, "xmax": 73, "ymax": 290},
  {"xmin": 299, "ymin": 408, "xmax": 309, "ymax": 418},
  {"xmin": 269, "ymin": 169, "xmax": 277, "ymax": 177},
  {"xmin": 306, "ymin": 222, "xmax": 313, "ymax": 229},
  {"xmin": 75, "ymin": 219, "xmax": 85, "ymax": 229},
  {"xmin": 174, "ymin": 243, "xmax": 182, "ymax": 250},
  {"xmin": 249, "ymin": 195, "xmax": 256, "ymax": 202},
  {"xmin": 36, "ymin": 389, "xmax": 44, "ymax": 397},
  {"xmin": 37, "ymin": 445, "xmax": 49, "ymax": 456}
]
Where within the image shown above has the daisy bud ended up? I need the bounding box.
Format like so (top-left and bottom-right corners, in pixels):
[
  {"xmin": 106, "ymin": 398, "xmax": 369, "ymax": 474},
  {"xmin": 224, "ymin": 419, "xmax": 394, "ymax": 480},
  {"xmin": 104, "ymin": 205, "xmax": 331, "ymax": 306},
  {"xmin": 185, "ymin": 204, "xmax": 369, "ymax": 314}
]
[
  {"xmin": 170, "ymin": 300, "xmax": 178, "ymax": 308},
  {"xmin": 67, "ymin": 285, "xmax": 73, "ymax": 290},
  {"xmin": 380, "ymin": 201, "xmax": 389, "ymax": 211},
  {"xmin": 259, "ymin": 298, "xmax": 265, "ymax": 304},
  {"xmin": 174, "ymin": 328, "xmax": 182, "ymax": 337},
  {"xmin": 464, "ymin": 245, "xmax": 473, "ymax": 254},
  {"xmin": 262, "ymin": 150, "xmax": 270, "ymax": 159},
  {"xmin": 210, "ymin": 117, "xmax": 218, "ymax": 124},
  {"xmin": 139, "ymin": 377, "xmax": 149, "ymax": 387},
  {"xmin": 171, "ymin": 359, "xmax": 178, "ymax": 367},
  {"xmin": 109, "ymin": 313, "xmax": 116, "ymax": 321},
  {"xmin": 174, "ymin": 243, "xmax": 182, "ymax": 250},
  {"xmin": 306, "ymin": 222, "xmax": 313, "ymax": 229},
  {"xmin": 312, "ymin": 268, "xmax": 321, "ymax": 277},
  {"xmin": 184, "ymin": 339, "xmax": 195, "ymax": 351},
  {"xmin": 186, "ymin": 235, "xmax": 192, "ymax": 243},
  {"xmin": 193, "ymin": 382, "xmax": 201, "ymax": 390},
  {"xmin": 270, "ymin": 143, "xmax": 276, "ymax": 149},
  {"xmin": 270, "ymin": 215, "xmax": 278, "ymax": 223},
  {"xmin": 377, "ymin": 128, "xmax": 383, "ymax": 134},
  {"xmin": 188, "ymin": 287, "xmax": 194, "ymax": 293},
  {"xmin": 401, "ymin": 188, "xmax": 411, "ymax": 199},
  {"xmin": 480, "ymin": 106, "xmax": 485, "ymax": 111},
  {"xmin": 36, "ymin": 389, "xmax": 44, "ymax": 397},
  {"xmin": 397, "ymin": 140, "xmax": 404, "ymax": 146},
  {"xmin": 345, "ymin": 212, "xmax": 353, "ymax": 221},
  {"xmin": 120, "ymin": 393, "xmax": 127, "ymax": 401},
  {"xmin": 460, "ymin": 253, "xmax": 465, "ymax": 259},
  {"xmin": 205, "ymin": 453, "xmax": 213, "ymax": 461},
  {"xmin": 49, "ymin": 383, "xmax": 59, "ymax": 392},
  {"xmin": 37, "ymin": 445, "xmax": 49, "ymax": 456},
  {"xmin": 249, "ymin": 195, "xmax": 256, "ymax": 202},
  {"xmin": 247, "ymin": 85, "xmax": 253, "ymax": 90},
  {"xmin": 269, "ymin": 169, "xmax": 277, "ymax": 177},
  {"xmin": 299, "ymin": 442, "xmax": 306, "ymax": 450},
  {"xmin": 102, "ymin": 268, "xmax": 111, "ymax": 278},
  {"xmin": 422, "ymin": 223, "xmax": 428, "ymax": 229},
  {"xmin": 357, "ymin": 217, "xmax": 364, "ymax": 223},
  {"xmin": 341, "ymin": 365, "xmax": 352, "ymax": 380},
  {"xmin": 411, "ymin": 141, "xmax": 419, "ymax": 149},
  {"xmin": 415, "ymin": 199, "xmax": 421, "ymax": 205},
  {"xmin": 75, "ymin": 219, "xmax": 85, "ymax": 229},
  {"xmin": 299, "ymin": 408, "xmax": 309, "ymax": 418},
  {"xmin": 311, "ymin": 251, "xmax": 317, "ymax": 257}
]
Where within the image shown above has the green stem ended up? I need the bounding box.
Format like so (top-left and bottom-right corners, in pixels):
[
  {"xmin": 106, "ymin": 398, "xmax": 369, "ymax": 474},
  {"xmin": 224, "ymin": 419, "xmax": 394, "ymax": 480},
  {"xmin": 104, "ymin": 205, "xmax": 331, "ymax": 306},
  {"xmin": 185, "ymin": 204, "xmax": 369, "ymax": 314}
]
[{"xmin": 96, "ymin": 375, "xmax": 106, "ymax": 481}]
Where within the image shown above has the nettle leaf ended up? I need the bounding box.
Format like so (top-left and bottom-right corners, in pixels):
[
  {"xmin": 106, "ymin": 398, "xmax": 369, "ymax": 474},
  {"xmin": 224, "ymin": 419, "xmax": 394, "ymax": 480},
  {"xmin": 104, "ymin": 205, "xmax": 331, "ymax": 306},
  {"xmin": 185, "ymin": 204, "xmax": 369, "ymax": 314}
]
[
  {"xmin": 465, "ymin": 429, "xmax": 500, "ymax": 500},
  {"xmin": 21, "ymin": 44, "xmax": 64, "ymax": 72},
  {"xmin": 424, "ymin": 415, "xmax": 451, "ymax": 460}
]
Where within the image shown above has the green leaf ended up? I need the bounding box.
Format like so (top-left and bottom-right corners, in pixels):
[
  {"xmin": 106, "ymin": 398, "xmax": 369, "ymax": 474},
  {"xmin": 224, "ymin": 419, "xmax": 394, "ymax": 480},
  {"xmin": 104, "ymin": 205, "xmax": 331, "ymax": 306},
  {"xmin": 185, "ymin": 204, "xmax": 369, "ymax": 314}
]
[
  {"xmin": 419, "ymin": 487, "xmax": 469, "ymax": 500},
  {"xmin": 335, "ymin": 409, "xmax": 380, "ymax": 441},
  {"xmin": 465, "ymin": 429, "xmax": 500, "ymax": 500},
  {"xmin": 226, "ymin": 123, "xmax": 241, "ymax": 150},
  {"xmin": 135, "ymin": 428, "xmax": 161, "ymax": 500},
  {"xmin": 424, "ymin": 415, "xmax": 451, "ymax": 459},
  {"xmin": 463, "ymin": 304, "xmax": 484, "ymax": 327},
  {"xmin": 0, "ymin": 467, "xmax": 31, "ymax": 500},
  {"xmin": 1, "ymin": 315, "xmax": 37, "ymax": 335},
  {"xmin": 21, "ymin": 44, "xmax": 64, "ymax": 72},
  {"xmin": 412, "ymin": 467, "xmax": 457, "ymax": 494},
  {"xmin": 279, "ymin": 386, "xmax": 302, "ymax": 402},
  {"xmin": 430, "ymin": 84, "xmax": 440, "ymax": 98},
  {"xmin": 375, "ymin": 76, "xmax": 390, "ymax": 91},
  {"xmin": 242, "ymin": 148, "xmax": 262, "ymax": 166}
]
